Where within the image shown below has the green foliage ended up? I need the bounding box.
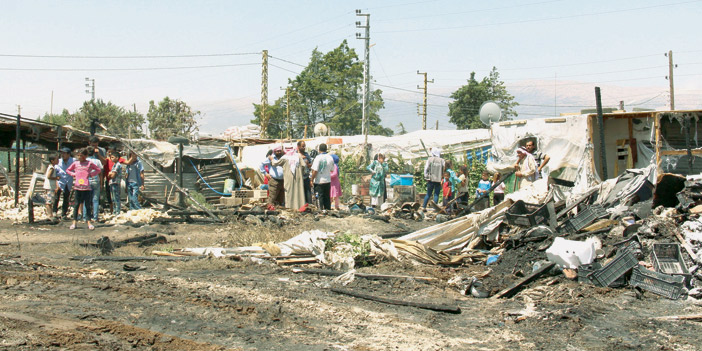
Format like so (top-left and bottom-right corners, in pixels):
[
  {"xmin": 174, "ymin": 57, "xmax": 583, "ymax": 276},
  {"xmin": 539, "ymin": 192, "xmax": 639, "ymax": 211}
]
[
  {"xmin": 396, "ymin": 122, "xmax": 407, "ymax": 135},
  {"xmin": 325, "ymin": 232, "xmax": 371, "ymax": 260},
  {"xmin": 40, "ymin": 101, "xmax": 145, "ymax": 138},
  {"xmin": 39, "ymin": 109, "xmax": 72, "ymax": 126},
  {"xmin": 185, "ymin": 190, "xmax": 214, "ymax": 210},
  {"xmin": 147, "ymin": 97, "xmax": 200, "ymax": 140},
  {"xmin": 466, "ymin": 149, "xmax": 489, "ymax": 202},
  {"xmin": 253, "ymin": 40, "xmax": 392, "ymax": 138},
  {"xmin": 448, "ymin": 67, "xmax": 519, "ymax": 129}
]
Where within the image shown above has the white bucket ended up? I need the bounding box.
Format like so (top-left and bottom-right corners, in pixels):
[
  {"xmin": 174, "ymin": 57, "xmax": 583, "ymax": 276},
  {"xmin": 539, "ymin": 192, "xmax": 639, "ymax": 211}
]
[{"xmin": 351, "ymin": 184, "xmax": 359, "ymax": 195}]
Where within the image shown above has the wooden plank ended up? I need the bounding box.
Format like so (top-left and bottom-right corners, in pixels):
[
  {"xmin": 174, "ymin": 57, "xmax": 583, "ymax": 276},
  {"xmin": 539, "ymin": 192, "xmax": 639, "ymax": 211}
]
[
  {"xmin": 492, "ymin": 261, "xmax": 555, "ymax": 299},
  {"xmin": 291, "ymin": 268, "xmax": 437, "ymax": 282},
  {"xmin": 331, "ymin": 288, "xmax": 461, "ymax": 313}
]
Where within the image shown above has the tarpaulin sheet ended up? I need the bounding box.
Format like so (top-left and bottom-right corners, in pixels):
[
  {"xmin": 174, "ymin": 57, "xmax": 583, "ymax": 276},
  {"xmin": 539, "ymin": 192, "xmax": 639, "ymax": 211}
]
[
  {"xmin": 127, "ymin": 139, "xmax": 229, "ymax": 168},
  {"xmin": 487, "ymin": 116, "xmax": 600, "ymax": 194}
]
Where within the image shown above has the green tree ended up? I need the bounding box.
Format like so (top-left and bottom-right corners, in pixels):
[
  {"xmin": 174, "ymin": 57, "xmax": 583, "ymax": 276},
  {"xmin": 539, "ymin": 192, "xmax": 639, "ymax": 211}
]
[
  {"xmin": 147, "ymin": 97, "xmax": 200, "ymax": 140},
  {"xmin": 253, "ymin": 40, "xmax": 392, "ymax": 137},
  {"xmin": 251, "ymin": 97, "xmax": 287, "ymax": 139},
  {"xmin": 39, "ymin": 109, "xmax": 72, "ymax": 126},
  {"xmin": 448, "ymin": 67, "xmax": 518, "ymax": 129},
  {"xmin": 42, "ymin": 100, "xmax": 145, "ymax": 138}
]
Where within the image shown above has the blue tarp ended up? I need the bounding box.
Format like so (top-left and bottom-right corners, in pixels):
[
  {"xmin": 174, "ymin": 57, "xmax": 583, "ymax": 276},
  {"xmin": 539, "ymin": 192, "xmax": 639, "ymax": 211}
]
[{"xmin": 466, "ymin": 145, "xmax": 492, "ymax": 166}]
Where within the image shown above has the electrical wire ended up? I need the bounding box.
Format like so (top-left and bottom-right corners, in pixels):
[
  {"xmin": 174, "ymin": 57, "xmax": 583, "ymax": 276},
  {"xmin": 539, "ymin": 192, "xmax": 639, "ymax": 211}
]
[
  {"xmin": 188, "ymin": 158, "xmax": 230, "ymax": 196},
  {"xmin": 376, "ymin": 0, "xmax": 702, "ymax": 34},
  {"xmin": 0, "ymin": 52, "xmax": 261, "ymax": 59},
  {"xmin": 0, "ymin": 62, "xmax": 260, "ymax": 72}
]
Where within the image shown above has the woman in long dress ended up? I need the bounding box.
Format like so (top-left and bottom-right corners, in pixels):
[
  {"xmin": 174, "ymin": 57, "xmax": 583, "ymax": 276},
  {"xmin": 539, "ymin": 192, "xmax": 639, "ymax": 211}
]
[
  {"xmin": 366, "ymin": 153, "xmax": 388, "ymax": 208},
  {"xmin": 329, "ymin": 154, "xmax": 342, "ymax": 210},
  {"xmin": 270, "ymin": 146, "xmax": 307, "ymax": 210}
]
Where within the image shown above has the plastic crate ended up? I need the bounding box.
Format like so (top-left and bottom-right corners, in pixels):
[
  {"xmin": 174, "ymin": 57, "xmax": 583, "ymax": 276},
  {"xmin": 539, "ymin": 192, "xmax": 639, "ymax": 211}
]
[
  {"xmin": 630, "ymin": 266, "xmax": 685, "ymax": 299},
  {"xmin": 651, "ymin": 243, "xmax": 691, "ymax": 285},
  {"xmin": 613, "ymin": 234, "xmax": 643, "ymax": 259},
  {"xmin": 505, "ymin": 200, "xmax": 550, "ymax": 227},
  {"xmin": 589, "ymin": 249, "xmax": 638, "ymax": 287},
  {"xmin": 560, "ymin": 204, "xmax": 608, "ymax": 233},
  {"xmin": 579, "ymin": 262, "xmax": 626, "ymax": 287}
]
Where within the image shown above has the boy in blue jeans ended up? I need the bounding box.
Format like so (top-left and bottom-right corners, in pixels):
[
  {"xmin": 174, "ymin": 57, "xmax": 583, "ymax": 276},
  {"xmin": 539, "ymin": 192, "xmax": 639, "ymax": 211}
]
[
  {"xmin": 108, "ymin": 151, "xmax": 124, "ymax": 215},
  {"xmin": 125, "ymin": 151, "xmax": 145, "ymax": 210}
]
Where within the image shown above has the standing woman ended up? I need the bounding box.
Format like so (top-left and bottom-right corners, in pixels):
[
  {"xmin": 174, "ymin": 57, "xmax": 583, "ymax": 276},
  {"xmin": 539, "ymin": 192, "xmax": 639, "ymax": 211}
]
[
  {"xmin": 66, "ymin": 148, "xmax": 102, "ymax": 230},
  {"xmin": 329, "ymin": 154, "xmax": 342, "ymax": 210},
  {"xmin": 366, "ymin": 153, "xmax": 388, "ymax": 208}
]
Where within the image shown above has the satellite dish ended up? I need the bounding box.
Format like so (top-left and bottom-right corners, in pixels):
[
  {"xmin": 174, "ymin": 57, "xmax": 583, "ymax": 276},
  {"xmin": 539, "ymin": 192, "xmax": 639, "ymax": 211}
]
[
  {"xmin": 479, "ymin": 101, "xmax": 502, "ymax": 126},
  {"xmin": 313, "ymin": 123, "xmax": 328, "ymax": 136}
]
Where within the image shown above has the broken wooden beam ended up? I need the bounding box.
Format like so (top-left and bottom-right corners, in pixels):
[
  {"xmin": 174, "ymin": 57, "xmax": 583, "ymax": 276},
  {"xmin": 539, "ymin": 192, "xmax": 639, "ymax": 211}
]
[
  {"xmin": 492, "ymin": 261, "xmax": 556, "ymax": 299},
  {"xmin": 70, "ymin": 255, "xmax": 205, "ymax": 262},
  {"xmin": 331, "ymin": 288, "xmax": 461, "ymax": 313},
  {"xmin": 291, "ymin": 268, "xmax": 437, "ymax": 283}
]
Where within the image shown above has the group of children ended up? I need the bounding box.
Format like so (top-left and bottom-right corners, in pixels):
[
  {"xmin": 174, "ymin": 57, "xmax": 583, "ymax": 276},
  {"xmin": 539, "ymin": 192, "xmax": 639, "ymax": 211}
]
[
  {"xmin": 439, "ymin": 167, "xmax": 506, "ymax": 211},
  {"xmin": 42, "ymin": 146, "xmax": 144, "ymax": 230}
]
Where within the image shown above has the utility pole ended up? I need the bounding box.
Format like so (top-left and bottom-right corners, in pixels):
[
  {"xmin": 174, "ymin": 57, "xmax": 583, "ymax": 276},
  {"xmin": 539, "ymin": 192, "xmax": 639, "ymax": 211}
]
[
  {"xmin": 261, "ymin": 50, "xmax": 269, "ymax": 138},
  {"xmin": 435, "ymin": 120, "xmax": 438, "ymax": 130},
  {"xmin": 16, "ymin": 105, "xmax": 21, "ymax": 115},
  {"xmin": 417, "ymin": 71, "xmax": 433, "ymax": 130},
  {"xmin": 85, "ymin": 77, "xmax": 95, "ymax": 100},
  {"xmin": 50, "ymin": 91, "xmax": 54, "ymax": 115},
  {"xmin": 665, "ymin": 50, "xmax": 676, "ymax": 110},
  {"xmin": 281, "ymin": 87, "xmax": 291, "ymax": 140},
  {"xmin": 356, "ymin": 10, "xmax": 370, "ymax": 145}
]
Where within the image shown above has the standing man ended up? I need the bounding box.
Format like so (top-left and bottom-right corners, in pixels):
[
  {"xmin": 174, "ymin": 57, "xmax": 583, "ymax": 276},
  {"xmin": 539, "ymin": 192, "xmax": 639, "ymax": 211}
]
[
  {"xmin": 54, "ymin": 147, "xmax": 74, "ymax": 218},
  {"xmin": 422, "ymin": 148, "xmax": 445, "ymax": 211},
  {"xmin": 260, "ymin": 146, "xmax": 285, "ymax": 208},
  {"xmin": 525, "ymin": 140, "xmax": 550, "ymax": 180},
  {"xmin": 297, "ymin": 141, "xmax": 313, "ymax": 204},
  {"xmin": 125, "ymin": 151, "xmax": 145, "ymax": 210},
  {"xmin": 309, "ymin": 143, "xmax": 334, "ymax": 211}
]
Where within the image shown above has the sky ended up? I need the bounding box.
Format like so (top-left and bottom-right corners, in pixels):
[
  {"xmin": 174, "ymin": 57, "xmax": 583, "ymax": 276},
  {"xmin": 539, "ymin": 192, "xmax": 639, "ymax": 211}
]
[{"xmin": 1, "ymin": 0, "xmax": 701, "ymax": 136}]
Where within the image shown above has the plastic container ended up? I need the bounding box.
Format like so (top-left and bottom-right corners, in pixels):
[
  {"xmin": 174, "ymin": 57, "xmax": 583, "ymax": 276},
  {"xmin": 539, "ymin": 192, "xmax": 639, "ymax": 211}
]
[
  {"xmin": 559, "ymin": 204, "xmax": 608, "ymax": 233},
  {"xmin": 223, "ymin": 179, "xmax": 235, "ymax": 195},
  {"xmin": 579, "ymin": 262, "xmax": 626, "ymax": 287},
  {"xmin": 589, "ymin": 249, "xmax": 638, "ymax": 287},
  {"xmin": 651, "ymin": 243, "xmax": 691, "ymax": 285},
  {"xmin": 546, "ymin": 237, "xmax": 596, "ymax": 269},
  {"xmin": 351, "ymin": 184, "xmax": 359, "ymax": 195},
  {"xmin": 613, "ymin": 234, "xmax": 643, "ymax": 259},
  {"xmin": 505, "ymin": 200, "xmax": 550, "ymax": 227},
  {"xmin": 390, "ymin": 174, "xmax": 414, "ymax": 187},
  {"xmin": 630, "ymin": 266, "xmax": 685, "ymax": 299}
]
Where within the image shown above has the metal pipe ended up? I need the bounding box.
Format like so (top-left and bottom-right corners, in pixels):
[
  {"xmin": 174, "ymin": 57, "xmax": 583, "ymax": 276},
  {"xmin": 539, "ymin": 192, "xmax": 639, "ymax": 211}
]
[
  {"xmin": 595, "ymin": 87, "xmax": 608, "ymax": 179},
  {"xmin": 15, "ymin": 114, "xmax": 20, "ymax": 206}
]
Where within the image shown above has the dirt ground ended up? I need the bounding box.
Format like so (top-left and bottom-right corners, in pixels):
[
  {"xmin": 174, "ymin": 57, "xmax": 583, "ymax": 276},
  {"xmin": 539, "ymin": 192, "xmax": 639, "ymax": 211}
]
[{"xmin": 1, "ymin": 214, "xmax": 701, "ymax": 350}]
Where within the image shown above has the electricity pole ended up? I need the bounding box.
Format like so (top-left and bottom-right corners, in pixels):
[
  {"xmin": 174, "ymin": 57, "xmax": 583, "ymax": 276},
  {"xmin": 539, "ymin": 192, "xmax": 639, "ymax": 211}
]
[
  {"xmin": 665, "ymin": 50, "xmax": 676, "ymax": 110},
  {"xmin": 356, "ymin": 10, "xmax": 370, "ymax": 145},
  {"xmin": 281, "ymin": 87, "xmax": 291, "ymax": 140},
  {"xmin": 417, "ymin": 71, "xmax": 433, "ymax": 130},
  {"xmin": 261, "ymin": 50, "xmax": 269, "ymax": 138},
  {"xmin": 85, "ymin": 77, "xmax": 95, "ymax": 100}
]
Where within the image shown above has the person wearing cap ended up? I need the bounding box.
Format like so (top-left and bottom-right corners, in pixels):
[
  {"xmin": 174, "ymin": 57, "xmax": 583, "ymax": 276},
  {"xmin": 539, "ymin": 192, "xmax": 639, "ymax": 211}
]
[
  {"xmin": 422, "ymin": 148, "xmax": 445, "ymax": 211},
  {"xmin": 514, "ymin": 146, "xmax": 536, "ymax": 190},
  {"xmin": 53, "ymin": 147, "xmax": 74, "ymax": 218},
  {"xmin": 260, "ymin": 145, "xmax": 285, "ymax": 207}
]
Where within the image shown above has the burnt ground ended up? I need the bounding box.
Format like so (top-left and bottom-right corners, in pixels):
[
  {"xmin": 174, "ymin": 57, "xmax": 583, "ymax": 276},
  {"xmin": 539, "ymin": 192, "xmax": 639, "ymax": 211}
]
[{"xmin": 1, "ymin": 215, "xmax": 701, "ymax": 350}]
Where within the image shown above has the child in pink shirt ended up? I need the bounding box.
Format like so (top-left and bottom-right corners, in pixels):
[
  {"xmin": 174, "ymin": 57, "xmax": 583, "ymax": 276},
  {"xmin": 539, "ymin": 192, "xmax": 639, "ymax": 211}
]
[{"xmin": 66, "ymin": 147, "xmax": 102, "ymax": 230}]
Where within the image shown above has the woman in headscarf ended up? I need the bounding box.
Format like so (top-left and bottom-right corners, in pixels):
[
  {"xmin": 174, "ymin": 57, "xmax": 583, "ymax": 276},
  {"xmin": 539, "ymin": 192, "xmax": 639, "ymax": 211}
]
[
  {"xmin": 329, "ymin": 154, "xmax": 342, "ymax": 210},
  {"xmin": 366, "ymin": 153, "xmax": 388, "ymax": 208},
  {"xmin": 270, "ymin": 145, "xmax": 307, "ymax": 210}
]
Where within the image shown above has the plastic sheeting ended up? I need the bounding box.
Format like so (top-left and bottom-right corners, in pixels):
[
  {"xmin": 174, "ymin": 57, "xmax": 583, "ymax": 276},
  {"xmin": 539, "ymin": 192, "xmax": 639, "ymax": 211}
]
[
  {"xmin": 239, "ymin": 129, "xmax": 490, "ymax": 170},
  {"xmin": 126, "ymin": 139, "xmax": 230, "ymax": 168},
  {"xmin": 487, "ymin": 116, "xmax": 600, "ymax": 194}
]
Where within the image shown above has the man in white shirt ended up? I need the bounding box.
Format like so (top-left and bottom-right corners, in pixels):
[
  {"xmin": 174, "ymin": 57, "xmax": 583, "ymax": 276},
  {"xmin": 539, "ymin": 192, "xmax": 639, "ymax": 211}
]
[{"xmin": 309, "ymin": 143, "xmax": 334, "ymax": 210}]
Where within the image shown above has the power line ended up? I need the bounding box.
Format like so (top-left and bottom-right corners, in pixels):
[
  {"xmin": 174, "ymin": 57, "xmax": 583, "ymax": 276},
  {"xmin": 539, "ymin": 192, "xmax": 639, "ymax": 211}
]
[
  {"xmin": 270, "ymin": 63, "xmax": 301, "ymax": 75},
  {"xmin": 0, "ymin": 63, "xmax": 260, "ymax": 72},
  {"xmin": 374, "ymin": 82, "xmax": 452, "ymax": 98},
  {"xmin": 376, "ymin": 0, "xmax": 565, "ymax": 22},
  {"xmin": 0, "ymin": 52, "xmax": 260, "ymax": 59},
  {"xmin": 269, "ymin": 56, "xmax": 307, "ymax": 68},
  {"xmin": 376, "ymin": 0, "xmax": 702, "ymax": 34}
]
